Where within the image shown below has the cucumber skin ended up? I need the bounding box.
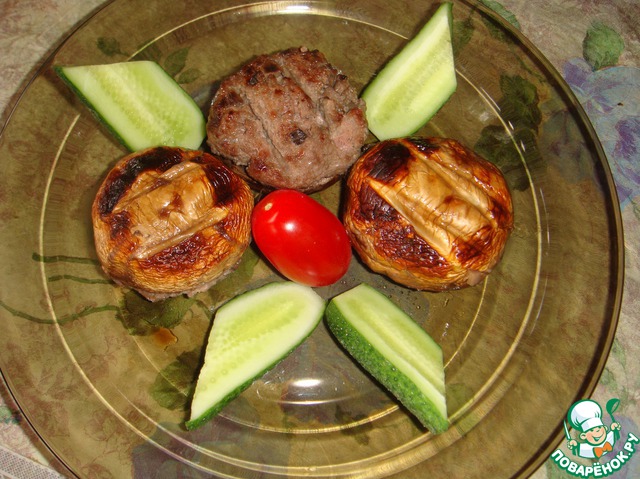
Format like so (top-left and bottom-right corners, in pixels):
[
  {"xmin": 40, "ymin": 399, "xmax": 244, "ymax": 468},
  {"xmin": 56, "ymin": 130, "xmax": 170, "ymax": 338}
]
[
  {"xmin": 325, "ymin": 301, "xmax": 449, "ymax": 434},
  {"xmin": 185, "ymin": 375, "xmax": 254, "ymax": 430},
  {"xmin": 55, "ymin": 63, "xmax": 205, "ymax": 152},
  {"xmin": 361, "ymin": 2, "xmax": 456, "ymax": 140},
  {"xmin": 184, "ymin": 334, "xmax": 313, "ymax": 431},
  {"xmin": 184, "ymin": 328, "xmax": 319, "ymax": 431},
  {"xmin": 185, "ymin": 328, "xmax": 321, "ymax": 430},
  {"xmin": 185, "ymin": 283, "xmax": 325, "ymax": 430},
  {"xmin": 55, "ymin": 65, "xmax": 132, "ymax": 149}
]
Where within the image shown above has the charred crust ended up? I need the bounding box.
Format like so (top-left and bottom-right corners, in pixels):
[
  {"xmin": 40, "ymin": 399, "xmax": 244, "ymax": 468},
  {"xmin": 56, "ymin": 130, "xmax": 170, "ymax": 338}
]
[
  {"xmin": 98, "ymin": 177, "xmax": 129, "ymax": 217},
  {"xmin": 377, "ymin": 223, "xmax": 446, "ymax": 268},
  {"xmin": 350, "ymin": 185, "xmax": 445, "ymax": 269},
  {"xmin": 92, "ymin": 146, "xmax": 253, "ymax": 301},
  {"xmin": 356, "ymin": 184, "xmax": 400, "ymax": 223},
  {"xmin": 138, "ymin": 232, "xmax": 208, "ymax": 272},
  {"xmin": 344, "ymin": 137, "xmax": 513, "ymax": 291},
  {"xmin": 208, "ymin": 90, "xmax": 243, "ymax": 129},
  {"xmin": 215, "ymin": 90, "xmax": 244, "ymax": 109},
  {"xmin": 97, "ymin": 147, "xmax": 184, "ymax": 216},
  {"xmin": 289, "ymin": 128, "xmax": 307, "ymax": 145},
  {"xmin": 247, "ymin": 72, "xmax": 260, "ymax": 86},
  {"xmin": 109, "ymin": 210, "xmax": 130, "ymax": 240},
  {"xmin": 408, "ymin": 137, "xmax": 439, "ymax": 155},
  {"xmin": 262, "ymin": 60, "xmax": 280, "ymax": 74},
  {"xmin": 366, "ymin": 142, "xmax": 411, "ymax": 184},
  {"xmin": 201, "ymin": 162, "xmax": 237, "ymax": 206}
]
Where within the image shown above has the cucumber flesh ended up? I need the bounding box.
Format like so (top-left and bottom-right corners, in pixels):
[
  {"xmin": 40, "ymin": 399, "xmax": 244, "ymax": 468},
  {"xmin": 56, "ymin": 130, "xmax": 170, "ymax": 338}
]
[
  {"xmin": 361, "ymin": 2, "xmax": 457, "ymax": 141},
  {"xmin": 325, "ymin": 283, "xmax": 448, "ymax": 433},
  {"xmin": 186, "ymin": 282, "xmax": 325, "ymax": 430},
  {"xmin": 55, "ymin": 61, "xmax": 205, "ymax": 151}
]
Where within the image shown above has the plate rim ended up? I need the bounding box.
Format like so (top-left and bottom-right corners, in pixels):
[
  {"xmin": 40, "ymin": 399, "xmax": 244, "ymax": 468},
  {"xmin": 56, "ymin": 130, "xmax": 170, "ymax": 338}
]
[{"xmin": 0, "ymin": 0, "xmax": 625, "ymax": 477}]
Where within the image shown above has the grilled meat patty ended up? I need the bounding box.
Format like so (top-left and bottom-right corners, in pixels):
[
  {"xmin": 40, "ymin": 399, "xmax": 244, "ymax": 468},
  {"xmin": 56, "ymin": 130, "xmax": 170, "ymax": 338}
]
[
  {"xmin": 206, "ymin": 47, "xmax": 368, "ymax": 193},
  {"xmin": 92, "ymin": 146, "xmax": 253, "ymax": 301}
]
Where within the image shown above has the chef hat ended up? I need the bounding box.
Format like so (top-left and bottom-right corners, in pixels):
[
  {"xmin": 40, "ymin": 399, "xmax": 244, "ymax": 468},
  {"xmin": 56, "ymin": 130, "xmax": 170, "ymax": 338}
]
[{"xmin": 568, "ymin": 399, "xmax": 604, "ymax": 433}]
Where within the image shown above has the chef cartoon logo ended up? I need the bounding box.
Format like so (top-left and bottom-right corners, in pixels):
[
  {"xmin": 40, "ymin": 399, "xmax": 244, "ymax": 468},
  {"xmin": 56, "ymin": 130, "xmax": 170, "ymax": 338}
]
[
  {"xmin": 565, "ymin": 399, "xmax": 621, "ymax": 460},
  {"xmin": 550, "ymin": 398, "xmax": 639, "ymax": 478}
]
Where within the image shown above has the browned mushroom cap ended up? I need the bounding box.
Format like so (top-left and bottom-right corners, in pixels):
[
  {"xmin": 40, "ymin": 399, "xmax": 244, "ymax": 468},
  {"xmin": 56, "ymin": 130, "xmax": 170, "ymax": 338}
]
[
  {"xmin": 92, "ymin": 146, "xmax": 253, "ymax": 301},
  {"xmin": 343, "ymin": 137, "xmax": 513, "ymax": 291}
]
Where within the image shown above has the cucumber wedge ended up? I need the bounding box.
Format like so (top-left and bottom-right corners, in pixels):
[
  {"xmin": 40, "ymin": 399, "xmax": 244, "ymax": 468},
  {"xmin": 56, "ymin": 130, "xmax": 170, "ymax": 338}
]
[
  {"xmin": 361, "ymin": 2, "xmax": 457, "ymax": 140},
  {"xmin": 186, "ymin": 282, "xmax": 325, "ymax": 430},
  {"xmin": 55, "ymin": 61, "xmax": 205, "ymax": 151},
  {"xmin": 325, "ymin": 284, "xmax": 448, "ymax": 433}
]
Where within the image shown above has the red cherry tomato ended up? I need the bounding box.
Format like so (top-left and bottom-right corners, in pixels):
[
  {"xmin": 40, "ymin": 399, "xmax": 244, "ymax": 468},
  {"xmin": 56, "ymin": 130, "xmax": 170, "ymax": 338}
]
[{"xmin": 251, "ymin": 190, "xmax": 352, "ymax": 287}]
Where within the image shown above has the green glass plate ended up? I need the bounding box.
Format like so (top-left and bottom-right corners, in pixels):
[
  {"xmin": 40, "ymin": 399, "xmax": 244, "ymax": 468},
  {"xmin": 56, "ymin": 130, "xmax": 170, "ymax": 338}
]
[{"xmin": 0, "ymin": 0, "xmax": 623, "ymax": 477}]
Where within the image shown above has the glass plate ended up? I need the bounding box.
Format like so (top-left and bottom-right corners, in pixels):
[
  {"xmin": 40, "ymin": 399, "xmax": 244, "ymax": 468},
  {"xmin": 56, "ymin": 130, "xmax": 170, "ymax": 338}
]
[{"xmin": 0, "ymin": 0, "xmax": 623, "ymax": 477}]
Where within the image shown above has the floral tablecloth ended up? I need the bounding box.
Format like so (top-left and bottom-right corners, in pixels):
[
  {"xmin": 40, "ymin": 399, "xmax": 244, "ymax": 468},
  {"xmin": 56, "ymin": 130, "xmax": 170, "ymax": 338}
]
[{"xmin": 0, "ymin": 0, "xmax": 638, "ymax": 478}]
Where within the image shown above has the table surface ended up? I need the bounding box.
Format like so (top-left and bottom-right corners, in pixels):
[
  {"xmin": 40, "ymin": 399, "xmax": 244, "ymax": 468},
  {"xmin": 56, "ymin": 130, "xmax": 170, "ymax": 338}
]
[{"xmin": 0, "ymin": 1, "xmax": 638, "ymax": 478}]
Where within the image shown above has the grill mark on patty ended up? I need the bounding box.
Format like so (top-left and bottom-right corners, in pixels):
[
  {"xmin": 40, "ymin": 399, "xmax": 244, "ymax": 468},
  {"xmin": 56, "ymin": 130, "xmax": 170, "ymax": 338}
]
[
  {"xmin": 207, "ymin": 47, "xmax": 367, "ymax": 192},
  {"xmin": 235, "ymin": 81, "xmax": 290, "ymax": 177},
  {"xmin": 240, "ymin": 61, "xmax": 311, "ymax": 176}
]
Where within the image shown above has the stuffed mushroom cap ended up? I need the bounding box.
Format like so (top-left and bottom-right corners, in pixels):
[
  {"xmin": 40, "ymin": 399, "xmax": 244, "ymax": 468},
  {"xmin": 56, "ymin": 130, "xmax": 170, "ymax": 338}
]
[
  {"xmin": 92, "ymin": 146, "xmax": 253, "ymax": 301},
  {"xmin": 344, "ymin": 137, "xmax": 513, "ymax": 291}
]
